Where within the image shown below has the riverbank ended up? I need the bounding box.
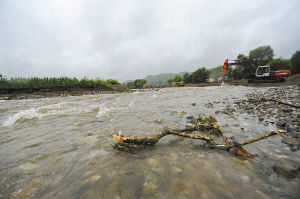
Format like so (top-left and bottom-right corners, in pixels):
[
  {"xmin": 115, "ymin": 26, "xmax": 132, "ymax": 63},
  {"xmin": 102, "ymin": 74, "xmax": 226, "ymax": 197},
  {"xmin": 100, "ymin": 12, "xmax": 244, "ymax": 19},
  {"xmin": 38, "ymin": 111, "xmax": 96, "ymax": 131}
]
[
  {"xmin": 1, "ymin": 74, "xmax": 299, "ymax": 100},
  {"xmin": 0, "ymin": 84, "xmax": 130, "ymax": 100},
  {"xmin": 220, "ymin": 85, "xmax": 300, "ymax": 150},
  {"xmin": 218, "ymin": 85, "xmax": 300, "ymax": 178},
  {"xmin": 187, "ymin": 74, "xmax": 300, "ymax": 87}
]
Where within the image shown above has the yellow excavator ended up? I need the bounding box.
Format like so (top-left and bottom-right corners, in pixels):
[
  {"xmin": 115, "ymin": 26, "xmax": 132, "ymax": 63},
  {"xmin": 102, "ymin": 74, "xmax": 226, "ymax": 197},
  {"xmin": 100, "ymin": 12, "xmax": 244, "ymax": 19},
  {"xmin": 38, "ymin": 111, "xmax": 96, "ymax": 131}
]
[{"xmin": 176, "ymin": 81, "xmax": 184, "ymax": 86}]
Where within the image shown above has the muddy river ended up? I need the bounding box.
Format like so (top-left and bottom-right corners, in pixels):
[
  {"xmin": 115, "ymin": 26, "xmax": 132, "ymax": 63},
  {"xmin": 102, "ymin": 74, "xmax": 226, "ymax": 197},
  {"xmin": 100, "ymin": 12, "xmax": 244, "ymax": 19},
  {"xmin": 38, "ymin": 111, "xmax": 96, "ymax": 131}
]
[{"xmin": 0, "ymin": 86, "xmax": 299, "ymax": 198}]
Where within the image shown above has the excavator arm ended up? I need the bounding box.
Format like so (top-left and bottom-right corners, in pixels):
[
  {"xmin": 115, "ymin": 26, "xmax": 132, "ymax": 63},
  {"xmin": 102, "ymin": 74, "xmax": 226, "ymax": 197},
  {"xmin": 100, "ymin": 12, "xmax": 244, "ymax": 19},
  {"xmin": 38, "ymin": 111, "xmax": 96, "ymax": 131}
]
[
  {"xmin": 222, "ymin": 59, "xmax": 240, "ymax": 78},
  {"xmin": 222, "ymin": 59, "xmax": 229, "ymax": 76}
]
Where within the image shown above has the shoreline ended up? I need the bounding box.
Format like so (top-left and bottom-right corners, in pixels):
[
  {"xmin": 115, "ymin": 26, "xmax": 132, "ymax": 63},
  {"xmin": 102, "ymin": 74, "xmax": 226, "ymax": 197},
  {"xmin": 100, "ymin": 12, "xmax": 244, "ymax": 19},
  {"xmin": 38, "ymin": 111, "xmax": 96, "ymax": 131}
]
[
  {"xmin": 221, "ymin": 84, "xmax": 300, "ymax": 151},
  {"xmin": 0, "ymin": 84, "xmax": 130, "ymax": 100},
  {"xmin": 1, "ymin": 80, "xmax": 299, "ymax": 100}
]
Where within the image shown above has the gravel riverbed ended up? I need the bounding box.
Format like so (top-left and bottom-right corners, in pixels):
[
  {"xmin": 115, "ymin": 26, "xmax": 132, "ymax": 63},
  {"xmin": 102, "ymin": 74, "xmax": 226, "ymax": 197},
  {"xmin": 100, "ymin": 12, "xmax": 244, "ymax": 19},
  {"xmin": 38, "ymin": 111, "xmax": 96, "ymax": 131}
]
[{"xmin": 219, "ymin": 85, "xmax": 300, "ymax": 178}]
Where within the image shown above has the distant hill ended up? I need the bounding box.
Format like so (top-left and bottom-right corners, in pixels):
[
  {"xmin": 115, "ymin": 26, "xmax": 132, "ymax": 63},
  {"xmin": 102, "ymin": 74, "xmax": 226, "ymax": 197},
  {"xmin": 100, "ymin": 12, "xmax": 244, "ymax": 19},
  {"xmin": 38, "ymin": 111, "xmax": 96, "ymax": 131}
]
[{"xmin": 144, "ymin": 72, "xmax": 189, "ymax": 86}]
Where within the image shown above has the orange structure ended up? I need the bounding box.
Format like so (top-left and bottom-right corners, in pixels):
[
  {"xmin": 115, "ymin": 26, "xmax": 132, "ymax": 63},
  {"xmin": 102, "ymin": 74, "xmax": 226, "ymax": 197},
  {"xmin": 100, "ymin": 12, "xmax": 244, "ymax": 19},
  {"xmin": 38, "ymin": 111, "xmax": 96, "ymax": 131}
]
[{"xmin": 274, "ymin": 70, "xmax": 291, "ymax": 76}]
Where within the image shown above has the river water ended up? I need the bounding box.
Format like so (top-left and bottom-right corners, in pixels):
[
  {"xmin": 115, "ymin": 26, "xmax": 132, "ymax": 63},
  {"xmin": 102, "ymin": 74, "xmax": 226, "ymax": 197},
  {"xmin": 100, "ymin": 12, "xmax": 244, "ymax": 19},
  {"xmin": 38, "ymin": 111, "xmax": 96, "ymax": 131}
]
[{"xmin": 0, "ymin": 86, "xmax": 299, "ymax": 199}]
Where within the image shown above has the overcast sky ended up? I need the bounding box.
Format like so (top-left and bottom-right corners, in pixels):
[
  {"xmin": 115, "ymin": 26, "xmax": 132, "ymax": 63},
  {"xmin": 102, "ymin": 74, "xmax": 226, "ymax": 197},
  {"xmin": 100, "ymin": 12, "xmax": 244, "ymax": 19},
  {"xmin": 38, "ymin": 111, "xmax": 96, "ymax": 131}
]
[{"xmin": 0, "ymin": 0, "xmax": 299, "ymax": 81}]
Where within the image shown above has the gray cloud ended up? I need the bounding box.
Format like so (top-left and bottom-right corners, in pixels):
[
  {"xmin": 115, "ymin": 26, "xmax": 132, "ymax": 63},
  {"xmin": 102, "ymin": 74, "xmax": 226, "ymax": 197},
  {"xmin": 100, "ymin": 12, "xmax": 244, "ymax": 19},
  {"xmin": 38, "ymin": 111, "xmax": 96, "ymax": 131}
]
[{"xmin": 1, "ymin": 0, "xmax": 299, "ymax": 81}]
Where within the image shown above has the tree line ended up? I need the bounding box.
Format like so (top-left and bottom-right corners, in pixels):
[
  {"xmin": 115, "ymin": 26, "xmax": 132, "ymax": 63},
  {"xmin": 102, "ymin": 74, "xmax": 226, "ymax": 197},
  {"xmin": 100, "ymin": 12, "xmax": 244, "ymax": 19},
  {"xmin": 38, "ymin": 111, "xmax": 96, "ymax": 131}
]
[
  {"xmin": 166, "ymin": 46, "xmax": 300, "ymax": 83},
  {"xmin": 229, "ymin": 46, "xmax": 300, "ymax": 79},
  {"xmin": 125, "ymin": 79, "xmax": 147, "ymax": 89},
  {"xmin": 0, "ymin": 75, "xmax": 120, "ymax": 90}
]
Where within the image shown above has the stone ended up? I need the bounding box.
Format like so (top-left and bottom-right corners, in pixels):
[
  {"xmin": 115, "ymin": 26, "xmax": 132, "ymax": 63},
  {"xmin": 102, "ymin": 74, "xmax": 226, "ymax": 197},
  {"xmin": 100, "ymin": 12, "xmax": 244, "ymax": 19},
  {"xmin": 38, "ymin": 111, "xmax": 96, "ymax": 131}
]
[
  {"xmin": 186, "ymin": 116, "xmax": 195, "ymax": 123},
  {"xmin": 276, "ymin": 121, "xmax": 286, "ymax": 127},
  {"xmin": 191, "ymin": 103, "xmax": 196, "ymax": 106},
  {"xmin": 291, "ymin": 146, "xmax": 298, "ymax": 151},
  {"xmin": 291, "ymin": 132, "xmax": 300, "ymax": 138},
  {"xmin": 205, "ymin": 103, "xmax": 213, "ymax": 108},
  {"xmin": 228, "ymin": 136, "xmax": 236, "ymax": 141},
  {"xmin": 91, "ymin": 119, "xmax": 107, "ymax": 123},
  {"xmin": 170, "ymin": 166, "xmax": 182, "ymax": 174},
  {"xmin": 281, "ymin": 108, "xmax": 291, "ymax": 113},
  {"xmin": 154, "ymin": 119, "xmax": 163, "ymax": 124},
  {"xmin": 258, "ymin": 116, "xmax": 264, "ymax": 121},
  {"xmin": 177, "ymin": 111, "xmax": 187, "ymax": 115},
  {"xmin": 281, "ymin": 137, "xmax": 300, "ymax": 146},
  {"xmin": 273, "ymin": 158, "xmax": 300, "ymax": 178},
  {"xmin": 281, "ymin": 137, "xmax": 300, "ymax": 151},
  {"xmin": 280, "ymin": 118, "xmax": 293, "ymax": 124},
  {"xmin": 264, "ymin": 119, "xmax": 275, "ymax": 124},
  {"xmin": 240, "ymin": 175, "xmax": 250, "ymax": 183},
  {"xmin": 286, "ymin": 124, "xmax": 298, "ymax": 133}
]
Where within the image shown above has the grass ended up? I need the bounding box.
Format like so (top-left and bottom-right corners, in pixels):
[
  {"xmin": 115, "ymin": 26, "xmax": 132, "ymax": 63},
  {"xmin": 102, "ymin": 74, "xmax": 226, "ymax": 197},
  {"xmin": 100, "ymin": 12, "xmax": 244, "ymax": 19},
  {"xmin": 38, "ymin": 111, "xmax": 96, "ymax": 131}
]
[{"xmin": 0, "ymin": 75, "xmax": 120, "ymax": 90}]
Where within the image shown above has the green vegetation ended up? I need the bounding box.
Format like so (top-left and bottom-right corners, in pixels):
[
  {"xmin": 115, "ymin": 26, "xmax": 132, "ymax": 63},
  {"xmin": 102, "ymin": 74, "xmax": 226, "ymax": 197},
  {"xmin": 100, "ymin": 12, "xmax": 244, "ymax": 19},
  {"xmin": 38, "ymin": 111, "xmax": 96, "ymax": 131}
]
[
  {"xmin": 235, "ymin": 46, "xmax": 275, "ymax": 79},
  {"xmin": 206, "ymin": 45, "xmax": 298, "ymax": 81},
  {"xmin": 173, "ymin": 75, "xmax": 182, "ymax": 82},
  {"xmin": 231, "ymin": 46, "xmax": 299, "ymax": 79},
  {"xmin": 183, "ymin": 73, "xmax": 192, "ymax": 83},
  {"xmin": 0, "ymin": 75, "xmax": 120, "ymax": 90},
  {"xmin": 208, "ymin": 66, "xmax": 222, "ymax": 81},
  {"xmin": 126, "ymin": 79, "xmax": 147, "ymax": 89},
  {"xmin": 249, "ymin": 45, "xmax": 274, "ymax": 66},
  {"xmin": 267, "ymin": 58, "xmax": 291, "ymax": 71},
  {"xmin": 144, "ymin": 72, "xmax": 188, "ymax": 86},
  {"xmin": 231, "ymin": 67, "xmax": 244, "ymax": 80},
  {"xmin": 167, "ymin": 78, "xmax": 173, "ymax": 83},
  {"xmin": 166, "ymin": 75, "xmax": 183, "ymax": 84},
  {"xmin": 291, "ymin": 50, "xmax": 300, "ymax": 74},
  {"xmin": 183, "ymin": 67, "xmax": 209, "ymax": 83}
]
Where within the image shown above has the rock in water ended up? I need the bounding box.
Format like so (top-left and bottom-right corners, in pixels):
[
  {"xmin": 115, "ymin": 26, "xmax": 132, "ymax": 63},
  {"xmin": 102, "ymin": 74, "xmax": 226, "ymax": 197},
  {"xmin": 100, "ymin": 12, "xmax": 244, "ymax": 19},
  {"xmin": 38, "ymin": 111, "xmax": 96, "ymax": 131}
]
[
  {"xmin": 186, "ymin": 116, "xmax": 195, "ymax": 123},
  {"xmin": 276, "ymin": 120, "xmax": 286, "ymax": 127},
  {"xmin": 273, "ymin": 158, "xmax": 300, "ymax": 178},
  {"xmin": 91, "ymin": 119, "xmax": 107, "ymax": 123},
  {"xmin": 281, "ymin": 137, "xmax": 300, "ymax": 150}
]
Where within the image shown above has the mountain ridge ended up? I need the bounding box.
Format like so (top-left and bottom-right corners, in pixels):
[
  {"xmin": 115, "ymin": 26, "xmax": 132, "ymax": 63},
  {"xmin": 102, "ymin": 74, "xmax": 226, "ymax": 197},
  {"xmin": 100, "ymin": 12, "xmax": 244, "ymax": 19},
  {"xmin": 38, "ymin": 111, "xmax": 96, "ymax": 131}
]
[{"xmin": 144, "ymin": 71, "xmax": 189, "ymax": 86}]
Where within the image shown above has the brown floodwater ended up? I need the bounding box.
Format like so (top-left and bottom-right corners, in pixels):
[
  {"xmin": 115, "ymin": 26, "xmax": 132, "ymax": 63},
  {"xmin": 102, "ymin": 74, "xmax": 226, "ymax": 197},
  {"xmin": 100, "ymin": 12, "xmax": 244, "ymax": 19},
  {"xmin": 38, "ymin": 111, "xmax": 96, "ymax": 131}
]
[{"xmin": 0, "ymin": 86, "xmax": 299, "ymax": 199}]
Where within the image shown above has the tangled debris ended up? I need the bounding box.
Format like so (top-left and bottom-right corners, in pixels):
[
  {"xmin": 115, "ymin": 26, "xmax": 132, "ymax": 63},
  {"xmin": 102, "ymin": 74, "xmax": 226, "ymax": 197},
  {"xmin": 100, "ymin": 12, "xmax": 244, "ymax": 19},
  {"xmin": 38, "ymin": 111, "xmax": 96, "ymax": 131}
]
[{"xmin": 111, "ymin": 115, "xmax": 281, "ymax": 159}]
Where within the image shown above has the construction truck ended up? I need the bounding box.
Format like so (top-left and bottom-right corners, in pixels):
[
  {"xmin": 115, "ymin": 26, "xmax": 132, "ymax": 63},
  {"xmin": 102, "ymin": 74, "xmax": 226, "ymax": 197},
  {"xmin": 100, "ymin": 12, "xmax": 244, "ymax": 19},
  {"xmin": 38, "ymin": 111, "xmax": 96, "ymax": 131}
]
[
  {"xmin": 176, "ymin": 81, "xmax": 184, "ymax": 87},
  {"xmin": 222, "ymin": 59, "xmax": 291, "ymax": 83}
]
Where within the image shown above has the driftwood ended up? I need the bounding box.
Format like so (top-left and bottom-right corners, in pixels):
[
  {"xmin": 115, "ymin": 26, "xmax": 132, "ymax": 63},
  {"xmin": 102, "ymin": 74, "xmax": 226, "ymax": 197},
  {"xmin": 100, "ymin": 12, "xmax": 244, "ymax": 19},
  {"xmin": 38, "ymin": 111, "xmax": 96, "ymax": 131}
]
[
  {"xmin": 252, "ymin": 97, "xmax": 300, "ymax": 108},
  {"xmin": 111, "ymin": 115, "xmax": 281, "ymax": 158}
]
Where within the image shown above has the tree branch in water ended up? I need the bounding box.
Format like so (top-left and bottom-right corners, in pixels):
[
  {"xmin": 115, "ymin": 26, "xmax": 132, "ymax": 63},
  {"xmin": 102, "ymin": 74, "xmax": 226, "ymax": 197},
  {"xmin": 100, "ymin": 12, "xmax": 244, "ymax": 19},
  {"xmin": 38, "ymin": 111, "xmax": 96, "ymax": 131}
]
[{"xmin": 111, "ymin": 115, "xmax": 280, "ymax": 158}]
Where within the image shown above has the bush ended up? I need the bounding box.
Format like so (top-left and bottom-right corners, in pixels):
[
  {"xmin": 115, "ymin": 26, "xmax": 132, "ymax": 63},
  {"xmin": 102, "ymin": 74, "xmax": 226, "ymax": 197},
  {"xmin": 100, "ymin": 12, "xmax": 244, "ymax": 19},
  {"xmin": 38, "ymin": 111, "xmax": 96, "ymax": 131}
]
[
  {"xmin": 291, "ymin": 50, "xmax": 300, "ymax": 74},
  {"xmin": 183, "ymin": 73, "xmax": 192, "ymax": 83},
  {"xmin": 191, "ymin": 67, "xmax": 209, "ymax": 83},
  {"xmin": 167, "ymin": 78, "xmax": 173, "ymax": 83},
  {"xmin": 106, "ymin": 79, "xmax": 120, "ymax": 85},
  {"xmin": 231, "ymin": 67, "xmax": 243, "ymax": 80},
  {"xmin": 0, "ymin": 76, "xmax": 116, "ymax": 90},
  {"xmin": 173, "ymin": 75, "xmax": 182, "ymax": 82},
  {"xmin": 126, "ymin": 81, "xmax": 136, "ymax": 89},
  {"xmin": 249, "ymin": 45, "xmax": 274, "ymax": 66},
  {"xmin": 133, "ymin": 79, "xmax": 147, "ymax": 89},
  {"xmin": 267, "ymin": 58, "xmax": 291, "ymax": 71}
]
